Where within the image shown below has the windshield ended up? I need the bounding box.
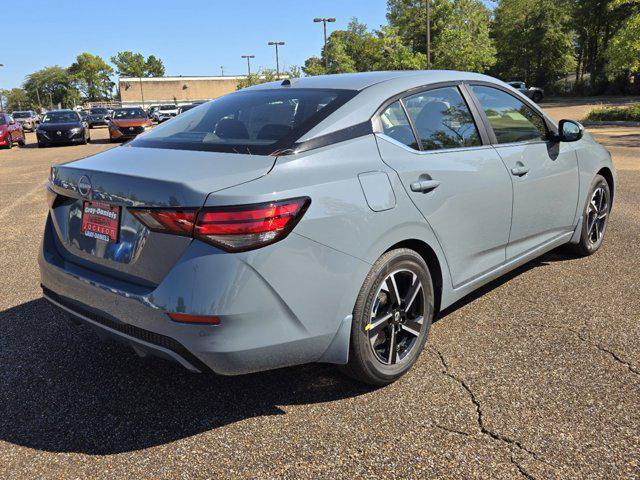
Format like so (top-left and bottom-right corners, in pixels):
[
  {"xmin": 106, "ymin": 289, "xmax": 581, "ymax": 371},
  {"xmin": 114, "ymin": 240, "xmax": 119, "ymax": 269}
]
[
  {"xmin": 159, "ymin": 105, "xmax": 176, "ymax": 111},
  {"xmin": 131, "ymin": 88, "xmax": 356, "ymax": 154},
  {"xmin": 0, "ymin": 116, "xmax": 5, "ymax": 125},
  {"xmin": 89, "ymin": 108, "xmax": 109, "ymax": 114},
  {"xmin": 12, "ymin": 112, "xmax": 31, "ymax": 118},
  {"xmin": 42, "ymin": 112, "xmax": 80, "ymax": 123},
  {"xmin": 113, "ymin": 108, "xmax": 147, "ymax": 119}
]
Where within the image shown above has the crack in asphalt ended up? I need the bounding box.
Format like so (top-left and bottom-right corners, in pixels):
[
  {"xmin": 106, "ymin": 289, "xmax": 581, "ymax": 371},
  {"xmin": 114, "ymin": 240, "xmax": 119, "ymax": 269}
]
[
  {"xmin": 432, "ymin": 348, "xmax": 543, "ymax": 480},
  {"xmin": 520, "ymin": 297, "xmax": 640, "ymax": 378}
]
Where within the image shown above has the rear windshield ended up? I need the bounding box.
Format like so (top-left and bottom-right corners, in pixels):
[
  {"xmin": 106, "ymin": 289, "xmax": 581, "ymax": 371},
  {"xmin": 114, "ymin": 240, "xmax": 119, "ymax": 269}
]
[
  {"xmin": 130, "ymin": 88, "xmax": 357, "ymax": 154},
  {"xmin": 159, "ymin": 105, "xmax": 176, "ymax": 111},
  {"xmin": 12, "ymin": 112, "xmax": 31, "ymax": 118},
  {"xmin": 90, "ymin": 108, "xmax": 109, "ymax": 114},
  {"xmin": 114, "ymin": 108, "xmax": 147, "ymax": 119}
]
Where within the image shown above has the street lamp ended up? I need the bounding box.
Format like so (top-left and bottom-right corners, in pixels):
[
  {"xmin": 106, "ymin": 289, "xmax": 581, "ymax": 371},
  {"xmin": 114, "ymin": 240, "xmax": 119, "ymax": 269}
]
[
  {"xmin": 241, "ymin": 55, "xmax": 255, "ymax": 76},
  {"xmin": 313, "ymin": 18, "xmax": 336, "ymax": 69},
  {"xmin": 267, "ymin": 41, "xmax": 285, "ymax": 79}
]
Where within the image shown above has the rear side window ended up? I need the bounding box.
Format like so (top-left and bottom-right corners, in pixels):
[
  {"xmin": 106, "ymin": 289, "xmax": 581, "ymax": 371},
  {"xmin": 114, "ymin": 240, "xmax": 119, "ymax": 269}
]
[
  {"xmin": 403, "ymin": 86, "xmax": 481, "ymax": 151},
  {"xmin": 379, "ymin": 101, "xmax": 418, "ymax": 149},
  {"xmin": 131, "ymin": 88, "xmax": 357, "ymax": 154},
  {"xmin": 470, "ymin": 85, "xmax": 547, "ymax": 144}
]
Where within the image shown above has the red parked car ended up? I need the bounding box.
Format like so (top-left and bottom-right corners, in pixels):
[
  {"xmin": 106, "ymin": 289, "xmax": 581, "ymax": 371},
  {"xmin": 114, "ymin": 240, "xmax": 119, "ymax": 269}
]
[{"xmin": 0, "ymin": 113, "xmax": 26, "ymax": 149}]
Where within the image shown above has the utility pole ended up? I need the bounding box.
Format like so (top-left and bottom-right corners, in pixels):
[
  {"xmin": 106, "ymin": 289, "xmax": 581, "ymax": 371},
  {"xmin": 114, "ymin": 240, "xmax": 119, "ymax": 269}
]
[
  {"xmin": 268, "ymin": 41, "xmax": 285, "ymax": 79},
  {"xmin": 0, "ymin": 64, "xmax": 4, "ymax": 111},
  {"xmin": 241, "ymin": 55, "xmax": 255, "ymax": 76},
  {"xmin": 313, "ymin": 18, "xmax": 336, "ymax": 69},
  {"xmin": 425, "ymin": 0, "xmax": 431, "ymax": 67},
  {"xmin": 139, "ymin": 77, "xmax": 145, "ymax": 108},
  {"xmin": 220, "ymin": 66, "xmax": 224, "ymax": 76}
]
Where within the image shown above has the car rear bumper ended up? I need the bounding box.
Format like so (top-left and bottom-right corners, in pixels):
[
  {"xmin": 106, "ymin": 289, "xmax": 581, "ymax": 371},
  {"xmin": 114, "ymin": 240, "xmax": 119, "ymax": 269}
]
[{"xmin": 39, "ymin": 215, "xmax": 368, "ymax": 375}]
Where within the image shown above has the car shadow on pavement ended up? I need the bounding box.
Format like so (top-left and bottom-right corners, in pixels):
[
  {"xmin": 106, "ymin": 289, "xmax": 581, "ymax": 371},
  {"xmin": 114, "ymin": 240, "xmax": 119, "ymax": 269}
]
[{"xmin": 0, "ymin": 298, "xmax": 374, "ymax": 455}]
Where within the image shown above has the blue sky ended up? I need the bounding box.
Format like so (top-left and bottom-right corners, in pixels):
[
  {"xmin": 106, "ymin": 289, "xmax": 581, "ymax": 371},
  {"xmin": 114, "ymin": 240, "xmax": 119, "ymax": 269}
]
[{"xmin": 2, "ymin": 0, "xmax": 390, "ymax": 90}]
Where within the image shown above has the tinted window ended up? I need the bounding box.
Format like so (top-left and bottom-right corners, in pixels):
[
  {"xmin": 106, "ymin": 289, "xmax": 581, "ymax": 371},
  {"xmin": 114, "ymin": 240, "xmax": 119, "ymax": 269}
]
[
  {"xmin": 90, "ymin": 108, "xmax": 109, "ymax": 114},
  {"xmin": 131, "ymin": 88, "xmax": 356, "ymax": 154},
  {"xmin": 12, "ymin": 112, "xmax": 30, "ymax": 118},
  {"xmin": 0, "ymin": 116, "xmax": 5, "ymax": 126},
  {"xmin": 379, "ymin": 101, "xmax": 418, "ymax": 149},
  {"xmin": 159, "ymin": 105, "xmax": 176, "ymax": 111},
  {"xmin": 403, "ymin": 87, "xmax": 481, "ymax": 151},
  {"xmin": 471, "ymin": 85, "xmax": 547, "ymax": 144}
]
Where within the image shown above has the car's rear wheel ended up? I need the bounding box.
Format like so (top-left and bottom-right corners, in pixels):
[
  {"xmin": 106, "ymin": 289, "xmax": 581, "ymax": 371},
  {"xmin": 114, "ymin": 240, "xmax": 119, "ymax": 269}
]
[
  {"xmin": 5, "ymin": 134, "xmax": 13, "ymax": 149},
  {"xmin": 18, "ymin": 132, "xmax": 26, "ymax": 146},
  {"xmin": 341, "ymin": 248, "xmax": 434, "ymax": 386},
  {"xmin": 567, "ymin": 174, "xmax": 611, "ymax": 256},
  {"xmin": 532, "ymin": 91, "xmax": 543, "ymax": 102}
]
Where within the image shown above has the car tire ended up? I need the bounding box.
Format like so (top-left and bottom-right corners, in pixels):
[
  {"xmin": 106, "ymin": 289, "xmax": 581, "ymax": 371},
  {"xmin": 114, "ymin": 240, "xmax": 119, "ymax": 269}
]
[
  {"xmin": 532, "ymin": 91, "xmax": 543, "ymax": 103},
  {"xmin": 37, "ymin": 141, "xmax": 47, "ymax": 148},
  {"xmin": 18, "ymin": 133, "xmax": 26, "ymax": 147},
  {"xmin": 566, "ymin": 174, "xmax": 611, "ymax": 257},
  {"xmin": 340, "ymin": 248, "xmax": 435, "ymax": 386},
  {"xmin": 5, "ymin": 134, "xmax": 13, "ymax": 149}
]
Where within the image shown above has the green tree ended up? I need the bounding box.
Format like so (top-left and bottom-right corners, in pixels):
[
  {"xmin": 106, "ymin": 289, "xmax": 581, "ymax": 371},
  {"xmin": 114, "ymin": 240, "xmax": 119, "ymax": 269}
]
[
  {"xmin": 387, "ymin": 0, "xmax": 495, "ymax": 72},
  {"xmin": 606, "ymin": 14, "xmax": 640, "ymax": 75},
  {"xmin": 236, "ymin": 68, "xmax": 278, "ymax": 89},
  {"xmin": 68, "ymin": 52, "xmax": 114, "ymax": 101},
  {"xmin": 492, "ymin": 0, "xmax": 575, "ymax": 88},
  {"xmin": 302, "ymin": 19, "xmax": 426, "ymax": 76},
  {"xmin": 111, "ymin": 51, "xmax": 166, "ymax": 77},
  {"xmin": 0, "ymin": 88, "xmax": 33, "ymax": 111},
  {"xmin": 24, "ymin": 66, "xmax": 81, "ymax": 108}
]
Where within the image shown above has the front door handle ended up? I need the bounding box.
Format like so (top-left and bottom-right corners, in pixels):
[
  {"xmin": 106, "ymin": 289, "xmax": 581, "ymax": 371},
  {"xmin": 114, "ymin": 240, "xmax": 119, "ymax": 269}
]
[
  {"xmin": 511, "ymin": 165, "xmax": 530, "ymax": 176},
  {"xmin": 410, "ymin": 179, "xmax": 441, "ymax": 193}
]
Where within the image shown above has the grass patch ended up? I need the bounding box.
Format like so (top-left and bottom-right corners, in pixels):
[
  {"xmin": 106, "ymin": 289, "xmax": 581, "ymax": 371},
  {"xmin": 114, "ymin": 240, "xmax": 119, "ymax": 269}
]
[{"xmin": 584, "ymin": 103, "xmax": 640, "ymax": 122}]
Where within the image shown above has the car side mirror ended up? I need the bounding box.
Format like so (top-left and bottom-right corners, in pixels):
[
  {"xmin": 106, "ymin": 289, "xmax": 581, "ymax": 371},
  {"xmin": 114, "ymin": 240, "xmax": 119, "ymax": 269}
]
[{"xmin": 558, "ymin": 119, "xmax": 584, "ymax": 142}]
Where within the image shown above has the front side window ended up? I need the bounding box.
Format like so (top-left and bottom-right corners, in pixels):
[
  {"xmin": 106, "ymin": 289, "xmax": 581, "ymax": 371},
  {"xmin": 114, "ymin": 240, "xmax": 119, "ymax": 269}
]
[
  {"xmin": 403, "ymin": 86, "xmax": 481, "ymax": 151},
  {"xmin": 379, "ymin": 101, "xmax": 418, "ymax": 149},
  {"xmin": 471, "ymin": 85, "xmax": 547, "ymax": 144},
  {"xmin": 131, "ymin": 88, "xmax": 357, "ymax": 154}
]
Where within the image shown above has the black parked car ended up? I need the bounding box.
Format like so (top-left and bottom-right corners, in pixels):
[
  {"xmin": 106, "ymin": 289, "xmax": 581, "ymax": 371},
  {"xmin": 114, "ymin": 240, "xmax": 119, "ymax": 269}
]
[
  {"xmin": 36, "ymin": 110, "xmax": 90, "ymax": 148},
  {"xmin": 85, "ymin": 107, "xmax": 111, "ymax": 128}
]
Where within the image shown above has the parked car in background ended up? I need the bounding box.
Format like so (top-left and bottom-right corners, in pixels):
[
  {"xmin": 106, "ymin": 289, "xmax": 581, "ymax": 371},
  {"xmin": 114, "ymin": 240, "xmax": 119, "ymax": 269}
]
[
  {"xmin": 177, "ymin": 102, "xmax": 206, "ymax": 115},
  {"xmin": 153, "ymin": 104, "xmax": 179, "ymax": 123},
  {"xmin": 11, "ymin": 110, "xmax": 40, "ymax": 131},
  {"xmin": 40, "ymin": 71, "xmax": 615, "ymax": 385},
  {"xmin": 36, "ymin": 110, "xmax": 90, "ymax": 148},
  {"xmin": 507, "ymin": 81, "xmax": 544, "ymax": 102},
  {"xmin": 0, "ymin": 113, "xmax": 26, "ymax": 148},
  {"xmin": 147, "ymin": 105, "xmax": 160, "ymax": 119},
  {"xmin": 86, "ymin": 107, "xmax": 111, "ymax": 128},
  {"xmin": 108, "ymin": 107, "xmax": 153, "ymax": 142}
]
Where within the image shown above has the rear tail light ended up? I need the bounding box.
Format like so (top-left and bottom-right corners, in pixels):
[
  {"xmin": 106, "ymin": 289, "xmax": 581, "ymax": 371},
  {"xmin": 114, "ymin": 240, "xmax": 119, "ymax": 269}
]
[
  {"xmin": 129, "ymin": 197, "xmax": 310, "ymax": 252},
  {"xmin": 168, "ymin": 312, "xmax": 220, "ymax": 325}
]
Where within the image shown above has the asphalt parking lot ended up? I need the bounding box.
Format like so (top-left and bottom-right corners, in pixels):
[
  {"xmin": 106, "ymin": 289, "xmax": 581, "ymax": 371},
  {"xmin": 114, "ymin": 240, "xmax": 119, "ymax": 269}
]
[{"xmin": 0, "ymin": 101, "xmax": 638, "ymax": 479}]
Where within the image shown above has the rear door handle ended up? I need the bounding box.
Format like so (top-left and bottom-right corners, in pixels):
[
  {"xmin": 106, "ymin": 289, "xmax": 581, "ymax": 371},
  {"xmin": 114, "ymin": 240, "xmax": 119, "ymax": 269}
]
[
  {"xmin": 511, "ymin": 166, "xmax": 530, "ymax": 176},
  {"xmin": 410, "ymin": 179, "xmax": 441, "ymax": 193}
]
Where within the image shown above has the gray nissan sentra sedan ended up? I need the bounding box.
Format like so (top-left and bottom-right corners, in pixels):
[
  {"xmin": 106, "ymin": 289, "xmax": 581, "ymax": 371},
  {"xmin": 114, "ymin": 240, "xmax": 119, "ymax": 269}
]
[{"xmin": 40, "ymin": 71, "xmax": 615, "ymax": 385}]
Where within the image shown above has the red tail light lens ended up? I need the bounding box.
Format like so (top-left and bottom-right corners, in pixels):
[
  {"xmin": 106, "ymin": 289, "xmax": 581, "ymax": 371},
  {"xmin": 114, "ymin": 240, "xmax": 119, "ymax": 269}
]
[
  {"xmin": 129, "ymin": 209, "xmax": 197, "ymax": 235},
  {"xmin": 168, "ymin": 312, "xmax": 220, "ymax": 325},
  {"xmin": 129, "ymin": 197, "xmax": 310, "ymax": 252},
  {"xmin": 194, "ymin": 197, "xmax": 310, "ymax": 252}
]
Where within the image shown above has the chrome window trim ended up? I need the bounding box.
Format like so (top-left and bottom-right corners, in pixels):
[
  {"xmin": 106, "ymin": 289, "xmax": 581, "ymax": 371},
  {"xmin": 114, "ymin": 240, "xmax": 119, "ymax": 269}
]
[{"xmin": 375, "ymin": 132, "xmax": 496, "ymax": 156}]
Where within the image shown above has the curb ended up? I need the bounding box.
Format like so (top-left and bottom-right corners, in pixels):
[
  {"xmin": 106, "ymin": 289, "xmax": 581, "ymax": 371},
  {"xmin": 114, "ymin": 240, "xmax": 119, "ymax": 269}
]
[{"xmin": 582, "ymin": 121, "xmax": 640, "ymax": 127}]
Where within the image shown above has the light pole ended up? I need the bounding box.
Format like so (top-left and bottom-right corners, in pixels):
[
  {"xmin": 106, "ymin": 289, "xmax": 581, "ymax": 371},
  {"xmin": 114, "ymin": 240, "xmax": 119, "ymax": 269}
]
[
  {"xmin": 313, "ymin": 18, "xmax": 335, "ymax": 69},
  {"xmin": 0, "ymin": 64, "xmax": 4, "ymax": 112},
  {"xmin": 220, "ymin": 66, "xmax": 224, "ymax": 76},
  {"xmin": 241, "ymin": 55, "xmax": 255, "ymax": 76},
  {"xmin": 267, "ymin": 41, "xmax": 285, "ymax": 78},
  {"xmin": 139, "ymin": 77, "xmax": 145, "ymax": 109}
]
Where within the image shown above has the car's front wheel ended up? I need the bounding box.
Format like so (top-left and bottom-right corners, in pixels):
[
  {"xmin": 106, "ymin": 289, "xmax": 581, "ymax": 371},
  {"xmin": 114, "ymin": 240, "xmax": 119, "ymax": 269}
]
[
  {"xmin": 341, "ymin": 248, "xmax": 434, "ymax": 386},
  {"xmin": 567, "ymin": 174, "xmax": 611, "ymax": 256}
]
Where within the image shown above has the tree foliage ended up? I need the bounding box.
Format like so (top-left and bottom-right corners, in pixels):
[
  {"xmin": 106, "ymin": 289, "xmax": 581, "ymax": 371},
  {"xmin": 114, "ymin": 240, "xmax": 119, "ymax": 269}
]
[
  {"xmin": 68, "ymin": 52, "xmax": 114, "ymax": 101},
  {"xmin": 302, "ymin": 19, "xmax": 427, "ymax": 76},
  {"xmin": 23, "ymin": 66, "xmax": 81, "ymax": 108},
  {"xmin": 110, "ymin": 51, "xmax": 166, "ymax": 77},
  {"xmin": 387, "ymin": 0, "xmax": 495, "ymax": 72},
  {"xmin": 491, "ymin": 0, "xmax": 575, "ymax": 88},
  {"xmin": 236, "ymin": 67, "xmax": 302, "ymax": 89},
  {"xmin": 0, "ymin": 88, "xmax": 33, "ymax": 111}
]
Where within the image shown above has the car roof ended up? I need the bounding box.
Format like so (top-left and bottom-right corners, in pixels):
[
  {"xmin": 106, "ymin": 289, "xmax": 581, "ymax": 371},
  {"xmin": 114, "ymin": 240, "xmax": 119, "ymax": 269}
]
[{"xmin": 245, "ymin": 70, "xmax": 497, "ymax": 92}]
